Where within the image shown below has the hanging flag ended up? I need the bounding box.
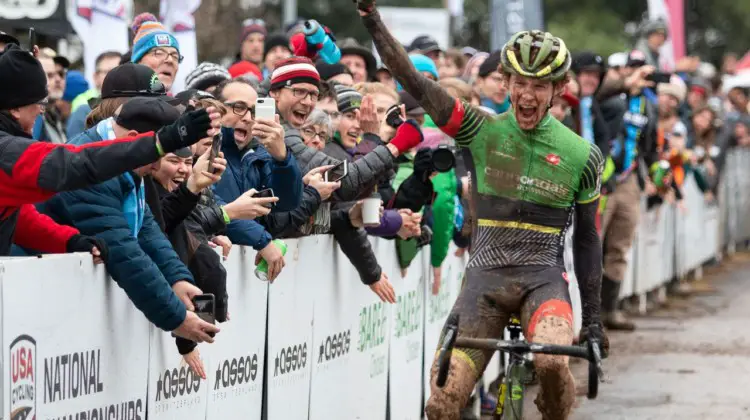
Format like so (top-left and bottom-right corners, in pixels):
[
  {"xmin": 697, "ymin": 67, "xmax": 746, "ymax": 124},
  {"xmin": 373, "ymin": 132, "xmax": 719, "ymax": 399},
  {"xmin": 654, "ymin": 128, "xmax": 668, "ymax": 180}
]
[
  {"xmin": 160, "ymin": 0, "xmax": 201, "ymax": 93},
  {"xmin": 646, "ymin": 0, "xmax": 685, "ymax": 71},
  {"xmin": 67, "ymin": 0, "xmax": 132, "ymax": 88}
]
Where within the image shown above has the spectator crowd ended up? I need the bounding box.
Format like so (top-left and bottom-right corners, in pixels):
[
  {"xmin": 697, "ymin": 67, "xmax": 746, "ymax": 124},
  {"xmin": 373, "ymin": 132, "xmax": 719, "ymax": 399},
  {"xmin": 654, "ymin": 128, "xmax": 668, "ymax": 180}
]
[{"xmin": 0, "ymin": 10, "xmax": 749, "ymax": 415}]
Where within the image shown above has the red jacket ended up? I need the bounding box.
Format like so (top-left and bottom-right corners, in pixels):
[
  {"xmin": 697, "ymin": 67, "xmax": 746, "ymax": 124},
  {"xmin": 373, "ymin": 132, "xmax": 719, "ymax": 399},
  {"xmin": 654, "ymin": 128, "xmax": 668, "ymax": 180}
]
[{"xmin": 0, "ymin": 129, "xmax": 162, "ymax": 255}]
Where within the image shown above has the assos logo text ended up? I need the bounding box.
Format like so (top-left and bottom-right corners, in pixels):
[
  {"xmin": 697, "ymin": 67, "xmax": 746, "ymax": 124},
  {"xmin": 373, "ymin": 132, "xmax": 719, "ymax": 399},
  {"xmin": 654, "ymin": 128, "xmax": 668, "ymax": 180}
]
[
  {"xmin": 214, "ymin": 354, "xmax": 259, "ymax": 390},
  {"xmin": 318, "ymin": 330, "xmax": 351, "ymax": 364},
  {"xmin": 155, "ymin": 366, "xmax": 201, "ymax": 401},
  {"xmin": 274, "ymin": 343, "xmax": 307, "ymax": 377},
  {"xmin": 10, "ymin": 335, "xmax": 36, "ymax": 420}
]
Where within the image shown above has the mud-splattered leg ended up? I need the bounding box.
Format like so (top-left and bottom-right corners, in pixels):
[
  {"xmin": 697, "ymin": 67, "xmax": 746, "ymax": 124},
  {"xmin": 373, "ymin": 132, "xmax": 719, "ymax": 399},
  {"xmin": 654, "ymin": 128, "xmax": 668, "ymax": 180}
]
[
  {"xmin": 520, "ymin": 267, "xmax": 576, "ymax": 420},
  {"xmin": 425, "ymin": 267, "xmax": 518, "ymax": 419}
]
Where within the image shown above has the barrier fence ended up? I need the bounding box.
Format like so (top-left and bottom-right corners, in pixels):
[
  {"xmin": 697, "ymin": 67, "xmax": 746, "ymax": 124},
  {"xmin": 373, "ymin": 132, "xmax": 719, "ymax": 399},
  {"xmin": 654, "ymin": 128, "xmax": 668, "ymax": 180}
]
[{"xmin": 2, "ymin": 149, "xmax": 750, "ymax": 420}]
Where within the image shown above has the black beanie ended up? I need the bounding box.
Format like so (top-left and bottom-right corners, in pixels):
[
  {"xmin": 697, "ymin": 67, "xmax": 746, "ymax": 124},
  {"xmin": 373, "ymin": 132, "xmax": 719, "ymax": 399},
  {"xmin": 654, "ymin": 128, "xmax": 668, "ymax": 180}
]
[
  {"xmin": 478, "ymin": 50, "xmax": 502, "ymax": 78},
  {"xmin": 264, "ymin": 33, "xmax": 291, "ymax": 59},
  {"xmin": 0, "ymin": 45, "xmax": 48, "ymax": 110},
  {"xmin": 315, "ymin": 60, "xmax": 349, "ymax": 81}
]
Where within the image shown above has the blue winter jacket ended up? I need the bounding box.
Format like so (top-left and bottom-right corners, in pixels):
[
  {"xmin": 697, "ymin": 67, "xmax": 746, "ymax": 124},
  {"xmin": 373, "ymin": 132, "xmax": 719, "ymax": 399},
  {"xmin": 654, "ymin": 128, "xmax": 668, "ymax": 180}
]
[
  {"xmin": 212, "ymin": 126, "xmax": 303, "ymax": 250},
  {"xmin": 39, "ymin": 124, "xmax": 193, "ymax": 331}
]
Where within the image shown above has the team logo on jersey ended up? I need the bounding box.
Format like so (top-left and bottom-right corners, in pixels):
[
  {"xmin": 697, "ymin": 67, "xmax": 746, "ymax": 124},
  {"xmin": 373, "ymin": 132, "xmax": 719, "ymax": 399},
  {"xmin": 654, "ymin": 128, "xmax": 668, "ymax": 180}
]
[{"xmin": 545, "ymin": 154, "xmax": 560, "ymax": 165}]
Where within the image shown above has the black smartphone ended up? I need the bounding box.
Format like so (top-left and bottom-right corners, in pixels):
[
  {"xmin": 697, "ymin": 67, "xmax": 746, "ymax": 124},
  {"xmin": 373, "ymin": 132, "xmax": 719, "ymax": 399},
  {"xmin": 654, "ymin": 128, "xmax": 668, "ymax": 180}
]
[
  {"xmin": 27, "ymin": 27, "xmax": 36, "ymax": 52},
  {"xmin": 192, "ymin": 294, "xmax": 216, "ymax": 337},
  {"xmin": 255, "ymin": 188, "xmax": 276, "ymax": 207},
  {"xmin": 324, "ymin": 160, "xmax": 348, "ymax": 182},
  {"xmin": 646, "ymin": 71, "xmax": 671, "ymax": 84},
  {"xmin": 208, "ymin": 132, "xmax": 222, "ymax": 174}
]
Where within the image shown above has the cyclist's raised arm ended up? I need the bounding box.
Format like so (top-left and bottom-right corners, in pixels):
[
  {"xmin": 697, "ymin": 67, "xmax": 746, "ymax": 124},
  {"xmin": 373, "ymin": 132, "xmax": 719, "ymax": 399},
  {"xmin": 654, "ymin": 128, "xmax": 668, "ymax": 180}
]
[
  {"xmin": 573, "ymin": 144, "xmax": 605, "ymax": 329},
  {"xmin": 356, "ymin": 0, "xmax": 484, "ymax": 147}
]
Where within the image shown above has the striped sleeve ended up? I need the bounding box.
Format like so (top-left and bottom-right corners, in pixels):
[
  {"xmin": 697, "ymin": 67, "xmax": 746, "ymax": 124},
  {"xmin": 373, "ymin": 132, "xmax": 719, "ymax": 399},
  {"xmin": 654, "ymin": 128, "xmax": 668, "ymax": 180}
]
[
  {"xmin": 438, "ymin": 99, "xmax": 485, "ymax": 147},
  {"xmin": 576, "ymin": 144, "xmax": 605, "ymax": 204}
]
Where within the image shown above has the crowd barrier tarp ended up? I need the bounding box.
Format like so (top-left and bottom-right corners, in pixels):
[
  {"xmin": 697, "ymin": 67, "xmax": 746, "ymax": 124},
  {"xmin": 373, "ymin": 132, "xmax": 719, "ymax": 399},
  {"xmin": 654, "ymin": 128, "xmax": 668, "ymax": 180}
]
[
  {"xmin": 148, "ymin": 247, "xmax": 268, "ymax": 420},
  {"xmin": 388, "ymin": 247, "xmax": 427, "ymax": 420},
  {"xmin": 148, "ymin": 321, "xmax": 207, "ymax": 419},
  {"xmin": 2, "ymin": 253, "xmax": 150, "ymax": 420},
  {"xmin": 266, "ymin": 238, "xmax": 314, "ymax": 420},
  {"xmin": 423, "ymin": 245, "xmax": 466, "ymax": 403},
  {"xmin": 5, "ymin": 146, "xmax": 749, "ymax": 420},
  {"xmin": 308, "ymin": 235, "xmax": 389, "ymax": 420},
  {"xmin": 203, "ymin": 247, "xmax": 267, "ymax": 420}
]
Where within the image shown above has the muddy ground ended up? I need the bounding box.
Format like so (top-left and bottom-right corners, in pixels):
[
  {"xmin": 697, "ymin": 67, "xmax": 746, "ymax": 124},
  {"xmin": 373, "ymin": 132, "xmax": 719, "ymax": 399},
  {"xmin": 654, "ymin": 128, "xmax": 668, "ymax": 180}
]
[{"xmin": 518, "ymin": 253, "xmax": 750, "ymax": 420}]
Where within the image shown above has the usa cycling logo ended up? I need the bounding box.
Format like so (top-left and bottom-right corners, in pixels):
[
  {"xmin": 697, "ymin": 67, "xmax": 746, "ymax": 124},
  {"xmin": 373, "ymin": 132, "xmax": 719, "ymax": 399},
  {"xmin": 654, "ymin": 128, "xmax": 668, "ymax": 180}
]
[{"xmin": 10, "ymin": 335, "xmax": 36, "ymax": 420}]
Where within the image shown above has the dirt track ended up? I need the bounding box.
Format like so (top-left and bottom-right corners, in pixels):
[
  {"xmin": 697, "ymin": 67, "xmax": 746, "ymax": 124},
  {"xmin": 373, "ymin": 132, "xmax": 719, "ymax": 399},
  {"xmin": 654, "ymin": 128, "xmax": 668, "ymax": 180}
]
[{"xmin": 518, "ymin": 253, "xmax": 750, "ymax": 419}]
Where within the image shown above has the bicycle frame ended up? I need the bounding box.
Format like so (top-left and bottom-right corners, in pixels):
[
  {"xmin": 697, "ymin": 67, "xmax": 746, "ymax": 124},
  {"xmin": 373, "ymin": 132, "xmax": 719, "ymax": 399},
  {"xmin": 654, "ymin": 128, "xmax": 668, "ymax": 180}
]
[
  {"xmin": 436, "ymin": 314, "xmax": 603, "ymax": 419},
  {"xmin": 494, "ymin": 317, "xmax": 528, "ymax": 420}
]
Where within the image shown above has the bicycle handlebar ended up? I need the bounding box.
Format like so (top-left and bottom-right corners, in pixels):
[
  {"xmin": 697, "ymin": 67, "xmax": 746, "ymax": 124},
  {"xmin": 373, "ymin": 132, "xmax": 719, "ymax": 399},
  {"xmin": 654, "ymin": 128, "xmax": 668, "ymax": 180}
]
[{"xmin": 435, "ymin": 315, "xmax": 605, "ymax": 399}]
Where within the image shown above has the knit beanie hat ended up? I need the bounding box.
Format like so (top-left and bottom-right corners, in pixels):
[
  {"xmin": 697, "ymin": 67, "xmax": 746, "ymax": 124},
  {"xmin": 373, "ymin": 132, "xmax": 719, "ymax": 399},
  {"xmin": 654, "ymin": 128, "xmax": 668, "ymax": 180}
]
[
  {"xmin": 228, "ymin": 60, "xmax": 262, "ymax": 80},
  {"xmin": 409, "ymin": 54, "xmax": 438, "ymax": 80},
  {"xmin": 185, "ymin": 62, "xmax": 231, "ymax": 91},
  {"xmin": 315, "ymin": 60, "xmax": 349, "ymax": 81},
  {"xmin": 264, "ymin": 33, "xmax": 291, "ymax": 59},
  {"xmin": 0, "ymin": 44, "xmax": 47, "ymax": 110},
  {"xmin": 270, "ymin": 56, "xmax": 320, "ymax": 91},
  {"xmin": 335, "ymin": 85, "xmax": 362, "ymax": 114},
  {"xmin": 63, "ymin": 70, "xmax": 89, "ymax": 103},
  {"xmin": 657, "ymin": 74, "xmax": 687, "ymax": 103},
  {"xmin": 241, "ymin": 18, "xmax": 267, "ymax": 42},
  {"xmin": 131, "ymin": 13, "xmax": 180, "ymax": 64}
]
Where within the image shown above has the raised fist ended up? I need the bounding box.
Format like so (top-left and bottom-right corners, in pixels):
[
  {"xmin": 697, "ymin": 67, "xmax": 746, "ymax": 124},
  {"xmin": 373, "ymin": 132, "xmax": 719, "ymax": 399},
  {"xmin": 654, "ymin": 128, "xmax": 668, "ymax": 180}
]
[{"xmin": 353, "ymin": 0, "xmax": 376, "ymax": 14}]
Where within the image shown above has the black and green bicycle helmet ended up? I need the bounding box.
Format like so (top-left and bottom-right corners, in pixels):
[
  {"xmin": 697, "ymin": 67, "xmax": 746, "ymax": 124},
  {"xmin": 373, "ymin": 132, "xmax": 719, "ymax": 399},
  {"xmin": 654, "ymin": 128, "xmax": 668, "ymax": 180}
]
[{"xmin": 500, "ymin": 30, "xmax": 571, "ymax": 82}]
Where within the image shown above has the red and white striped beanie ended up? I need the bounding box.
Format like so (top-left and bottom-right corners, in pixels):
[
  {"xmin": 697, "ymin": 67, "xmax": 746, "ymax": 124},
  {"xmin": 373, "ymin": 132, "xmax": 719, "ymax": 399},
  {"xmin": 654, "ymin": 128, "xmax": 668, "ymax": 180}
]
[{"xmin": 270, "ymin": 57, "xmax": 320, "ymax": 91}]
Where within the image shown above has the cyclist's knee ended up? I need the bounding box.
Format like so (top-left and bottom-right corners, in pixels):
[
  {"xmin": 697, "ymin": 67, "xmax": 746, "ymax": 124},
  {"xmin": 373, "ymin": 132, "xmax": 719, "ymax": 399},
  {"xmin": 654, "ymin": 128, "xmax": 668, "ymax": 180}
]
[
  {"xmin": 534, "ymin": 353, "xmax": 569, "ymax": 377},
  {"xmin": 426, "ymin": 355, "xmax": 476, "ymax": 420}
]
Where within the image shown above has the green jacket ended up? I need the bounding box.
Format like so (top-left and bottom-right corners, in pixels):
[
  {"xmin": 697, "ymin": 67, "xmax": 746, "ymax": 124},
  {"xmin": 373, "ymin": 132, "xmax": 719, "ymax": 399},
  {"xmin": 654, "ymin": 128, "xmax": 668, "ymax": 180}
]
[{"xmin": 71, "ymin": 88, "xmax": 99, "ymax": 112}]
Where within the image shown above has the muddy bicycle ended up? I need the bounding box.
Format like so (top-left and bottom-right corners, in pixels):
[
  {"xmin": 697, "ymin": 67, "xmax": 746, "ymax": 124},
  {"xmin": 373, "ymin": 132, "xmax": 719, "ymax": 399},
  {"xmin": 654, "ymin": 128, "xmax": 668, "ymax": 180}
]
[{"xmin": 436, "ymin": 314, "xmax": 604, "ymax": 419}]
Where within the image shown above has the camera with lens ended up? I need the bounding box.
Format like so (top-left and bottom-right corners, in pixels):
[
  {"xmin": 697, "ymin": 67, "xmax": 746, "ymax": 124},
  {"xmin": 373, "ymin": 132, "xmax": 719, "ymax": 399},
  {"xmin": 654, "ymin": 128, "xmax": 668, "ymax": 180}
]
[
  {"xmin": 415, "ymin": 145, "xmax": 456, "ymax": 182},
  {"xmin": 386, "ymin": 104, "xmax": 405, "ymax": 128}
]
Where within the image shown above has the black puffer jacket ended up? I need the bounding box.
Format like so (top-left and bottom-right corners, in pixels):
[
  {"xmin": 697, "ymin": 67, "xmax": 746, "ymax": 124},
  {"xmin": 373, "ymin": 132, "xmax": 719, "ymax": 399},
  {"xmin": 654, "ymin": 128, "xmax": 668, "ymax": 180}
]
[
  {"xmin": 184, "ymin": 187, "xmax": 226, "ymax": 243},
  {"xmin": 261, "ymin": 185, "xmax": 382, "ymax": 285}
]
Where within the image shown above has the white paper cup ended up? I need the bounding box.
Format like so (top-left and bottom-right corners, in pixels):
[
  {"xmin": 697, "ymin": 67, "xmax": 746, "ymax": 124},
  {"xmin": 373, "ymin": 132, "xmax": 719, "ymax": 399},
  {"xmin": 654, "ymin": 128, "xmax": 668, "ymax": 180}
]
[{"xmin": 362, "ymin": 197, "xmax": 381, "ymax": 227}]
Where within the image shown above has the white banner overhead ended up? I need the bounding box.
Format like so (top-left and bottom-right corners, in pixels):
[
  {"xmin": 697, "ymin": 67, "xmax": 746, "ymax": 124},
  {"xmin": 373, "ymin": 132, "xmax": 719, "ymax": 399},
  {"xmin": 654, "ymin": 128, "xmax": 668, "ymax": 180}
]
[{"xmin": 1, "ymin": 253, "xmax": 150, "ymax": 420}]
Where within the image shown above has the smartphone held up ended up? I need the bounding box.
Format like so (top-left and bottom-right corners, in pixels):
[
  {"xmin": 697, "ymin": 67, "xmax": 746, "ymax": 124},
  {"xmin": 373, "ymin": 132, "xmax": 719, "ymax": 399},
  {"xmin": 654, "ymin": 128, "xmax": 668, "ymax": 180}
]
[
  {"xmin": 208, "ymin": 131, "xmax": 222, "ymax": 174},
  {"xmin": 324, "ymin": 160, "xmax": 348, "ymax": 183},
  {"xmin": 192, "ymin": 294, "xmax": 216, "ymax": 337}
]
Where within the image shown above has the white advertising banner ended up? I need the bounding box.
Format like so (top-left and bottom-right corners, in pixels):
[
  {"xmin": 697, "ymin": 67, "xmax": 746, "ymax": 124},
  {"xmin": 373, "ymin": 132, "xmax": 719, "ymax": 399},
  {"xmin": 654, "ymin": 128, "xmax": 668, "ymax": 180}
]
[
  {"xmin": 389, "ymin": 250, "xmax": 426, "ymax": 420},
  {"xmin": 373, "ymin": 7, "xmax": 451, "ymax": 63},
  {"xmin": 266, "ymin": 238, "xmax": 313, "ymax": 420},
  {"xmin": 204, "ymin": 247, "xmax": 267, "ymax": 420},
  {"xmin": 2, "ymin": 254, "xmax": 150, "ymax": 420},
  {"xmin": 308, "ymin": 235, "xmax": 389, "ymax": 420},
  {"xmin": 147, "ymin": 325, "xmax": 207, "ymax": 420},
  {"xmin": 423, "ymin": 245, "xmax": 466, "ymax": 403}
]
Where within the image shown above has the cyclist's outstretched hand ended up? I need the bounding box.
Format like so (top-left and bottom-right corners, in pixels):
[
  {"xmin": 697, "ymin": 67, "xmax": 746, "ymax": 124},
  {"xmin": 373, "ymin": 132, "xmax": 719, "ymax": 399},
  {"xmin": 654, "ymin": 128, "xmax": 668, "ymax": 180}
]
[{"xmin": 580, "ymin": 323, "xmax": 609, "ymax": 359}]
